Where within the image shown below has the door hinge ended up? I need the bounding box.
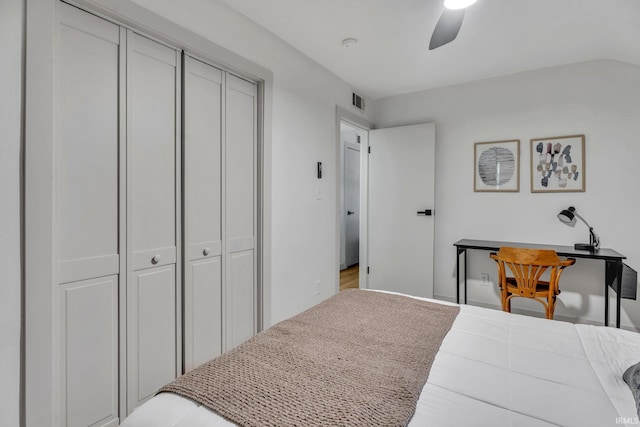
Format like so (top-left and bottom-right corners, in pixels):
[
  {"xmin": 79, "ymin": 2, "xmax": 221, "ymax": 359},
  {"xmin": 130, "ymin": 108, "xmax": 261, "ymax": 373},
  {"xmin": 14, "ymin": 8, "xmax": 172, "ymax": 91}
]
[
  {"xmin": 368, "ymin": 147, "xmax": 371, "ymax": 154},
  {"xmin": 367, "ymin": 266, "xmax": 370, "ymax": 274}
]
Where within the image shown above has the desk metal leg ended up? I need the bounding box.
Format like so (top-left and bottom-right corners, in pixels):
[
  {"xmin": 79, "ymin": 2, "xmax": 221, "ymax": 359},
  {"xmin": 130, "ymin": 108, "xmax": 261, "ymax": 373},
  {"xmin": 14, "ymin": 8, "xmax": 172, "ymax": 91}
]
[
  {"xmin": 464, "ymin": 249, "xmax": 468, "ymax": 304},
  {"xmin": 616, "ymin": 260, "xmax": 623, "ymax": 328},
  {"xmin": 604, "ymin": 267, "xmax": 609, "ymax": 327},
  {"xmin": 456, "ymin": 248, "xmax": 460, "ymax": 304},
  {"xmin": 455, "ymin": 247, "xmax": 467, "ymax": 305}
]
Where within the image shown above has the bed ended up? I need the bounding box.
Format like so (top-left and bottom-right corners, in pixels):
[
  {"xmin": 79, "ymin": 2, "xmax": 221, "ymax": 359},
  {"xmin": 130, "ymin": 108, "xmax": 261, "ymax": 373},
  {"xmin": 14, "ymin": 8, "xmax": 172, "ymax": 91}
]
[{"xmin": 121, "ymin": 290, "xmax": 640, "ymax": 427}]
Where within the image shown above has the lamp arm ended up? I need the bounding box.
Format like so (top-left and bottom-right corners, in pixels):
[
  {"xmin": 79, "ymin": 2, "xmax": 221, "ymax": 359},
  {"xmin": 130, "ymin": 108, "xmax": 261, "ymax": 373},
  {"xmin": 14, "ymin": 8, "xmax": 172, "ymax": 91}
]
[
  {"xmin": 573, "ymin": 212, "xmax": 591, "ymax": 229},
  {"xmin": 575, "ymin": 212, "xmax": 600, "ymax": 249}
]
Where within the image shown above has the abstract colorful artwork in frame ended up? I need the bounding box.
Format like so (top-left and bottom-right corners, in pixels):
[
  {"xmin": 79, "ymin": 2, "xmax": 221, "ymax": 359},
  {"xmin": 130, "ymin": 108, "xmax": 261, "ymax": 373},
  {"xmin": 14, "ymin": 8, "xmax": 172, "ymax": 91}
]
[
  {"xmin": 474, "ymin": 139, "xmax": 520, "ymax": 192},
  {"xmin": 530, "ymin": 135, "xmax": 585, "ymax": 193}
]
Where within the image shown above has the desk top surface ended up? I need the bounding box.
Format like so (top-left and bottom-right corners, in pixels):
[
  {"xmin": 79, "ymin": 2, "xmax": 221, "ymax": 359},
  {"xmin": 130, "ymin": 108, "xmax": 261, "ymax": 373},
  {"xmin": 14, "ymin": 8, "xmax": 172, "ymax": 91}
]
[{"xmin": 454, "ymin": 238, "xmax": 626, "ymax": 260}]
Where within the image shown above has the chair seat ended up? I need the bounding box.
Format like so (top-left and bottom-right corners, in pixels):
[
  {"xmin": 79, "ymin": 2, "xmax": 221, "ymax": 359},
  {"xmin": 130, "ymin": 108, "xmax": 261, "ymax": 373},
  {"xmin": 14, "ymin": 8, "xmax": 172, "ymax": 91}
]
[{"xmin": 504, "ymin": 277, "xmax": 558, "ymax": 297}]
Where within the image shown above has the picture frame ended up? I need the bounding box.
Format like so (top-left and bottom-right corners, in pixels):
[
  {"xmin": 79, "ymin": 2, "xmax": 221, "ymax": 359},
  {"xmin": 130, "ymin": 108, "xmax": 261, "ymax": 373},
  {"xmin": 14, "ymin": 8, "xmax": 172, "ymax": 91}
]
[
  {"xmin": 530, "ymin": 135, "xmax": 585, "ymax": 193},
  {"xmin": 474, "ymin": 139, "xmax": 520, "ymax": 192}
]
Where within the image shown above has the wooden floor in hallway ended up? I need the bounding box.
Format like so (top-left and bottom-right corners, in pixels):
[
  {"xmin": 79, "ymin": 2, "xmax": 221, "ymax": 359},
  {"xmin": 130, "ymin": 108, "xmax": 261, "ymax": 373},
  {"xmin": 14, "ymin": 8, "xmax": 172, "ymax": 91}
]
[{"xmin": 340, "ymin": 264, "xmax": 359, "ymax": 291}]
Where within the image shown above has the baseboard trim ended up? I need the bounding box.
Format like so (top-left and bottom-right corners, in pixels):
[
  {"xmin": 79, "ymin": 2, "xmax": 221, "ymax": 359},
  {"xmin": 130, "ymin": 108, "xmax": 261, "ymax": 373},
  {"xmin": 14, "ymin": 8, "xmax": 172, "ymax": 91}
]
[{"xmin": 433, "ymin": 294, "xmax": 639, "ymax": 332}]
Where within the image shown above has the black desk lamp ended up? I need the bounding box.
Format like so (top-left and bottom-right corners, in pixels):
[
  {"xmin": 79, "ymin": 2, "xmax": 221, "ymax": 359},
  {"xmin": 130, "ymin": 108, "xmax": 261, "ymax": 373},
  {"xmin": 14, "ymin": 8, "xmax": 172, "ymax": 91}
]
[{"xmin": 557, "ymin": 206, "xmax": 600, "ymax": 251}]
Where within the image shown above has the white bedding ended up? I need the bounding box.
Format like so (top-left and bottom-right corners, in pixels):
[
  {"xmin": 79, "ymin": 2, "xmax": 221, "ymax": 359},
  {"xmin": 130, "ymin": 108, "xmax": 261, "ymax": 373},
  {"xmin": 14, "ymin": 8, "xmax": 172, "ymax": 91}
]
[{"xmin": 121, "ymin": 295, "xmax": 640, "ymax": 427}]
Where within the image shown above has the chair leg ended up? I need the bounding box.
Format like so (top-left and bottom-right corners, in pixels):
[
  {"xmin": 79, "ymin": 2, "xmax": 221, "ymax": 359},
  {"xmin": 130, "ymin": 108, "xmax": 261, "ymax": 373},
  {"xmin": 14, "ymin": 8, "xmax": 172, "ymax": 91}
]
[
  {"xmin": 547, "ymin": 297, "xmax": 556, "ymax": 320},
  {"xmin": 502, "ymin": 293, "xmax": 511, "ymax": 313}
]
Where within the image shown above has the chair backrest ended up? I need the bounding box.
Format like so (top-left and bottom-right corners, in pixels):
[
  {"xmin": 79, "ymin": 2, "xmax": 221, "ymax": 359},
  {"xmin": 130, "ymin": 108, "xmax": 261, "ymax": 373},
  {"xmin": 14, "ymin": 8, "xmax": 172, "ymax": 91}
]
[{"xmin": 490, "ymin": 247, "xmax": 568, "ymax": 298}]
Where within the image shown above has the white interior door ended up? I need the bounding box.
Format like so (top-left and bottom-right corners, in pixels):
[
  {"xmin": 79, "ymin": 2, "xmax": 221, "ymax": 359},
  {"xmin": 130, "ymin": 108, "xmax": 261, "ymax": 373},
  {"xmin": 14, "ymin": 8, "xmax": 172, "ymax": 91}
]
[
  {"xmin": 368, "ymin": 123, "xmax": 435, "ymax": 298},
  {"xmin": 344, "ymin": 144, "xmax": 360, "ymax": 268}
]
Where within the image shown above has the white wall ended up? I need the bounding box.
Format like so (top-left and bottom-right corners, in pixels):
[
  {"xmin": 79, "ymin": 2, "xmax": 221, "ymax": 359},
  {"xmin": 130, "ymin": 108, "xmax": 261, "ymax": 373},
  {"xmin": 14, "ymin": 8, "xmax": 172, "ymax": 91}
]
[
  {"xmin": 0, "ymin": 0, "xmax": 23, "ymax": 424},
  {"xmin": 126, "ymin": 0, "xmax": 374, "ymax": 323},
  {"xmin": 372, "ymin": 60, "xmax": 640, "ymax": 329}
]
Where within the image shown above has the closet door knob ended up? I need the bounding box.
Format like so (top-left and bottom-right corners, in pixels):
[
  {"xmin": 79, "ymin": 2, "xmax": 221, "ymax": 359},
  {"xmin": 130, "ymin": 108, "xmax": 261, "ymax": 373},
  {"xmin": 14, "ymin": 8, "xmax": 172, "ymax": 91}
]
[
  {"xmin": 151, "ymin": 255, "xmax": 161, "ymax": 265},
  {"xmin": 203, "ymin": 247, "xmax": 211, "ymax": 256}
]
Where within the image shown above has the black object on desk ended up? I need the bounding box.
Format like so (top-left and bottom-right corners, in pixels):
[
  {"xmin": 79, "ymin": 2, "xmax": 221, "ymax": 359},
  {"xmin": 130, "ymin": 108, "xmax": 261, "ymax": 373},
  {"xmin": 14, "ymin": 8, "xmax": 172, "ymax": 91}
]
[{"xmin": 453, "ymin": 238, "xmax": 631, "ymax": 328}]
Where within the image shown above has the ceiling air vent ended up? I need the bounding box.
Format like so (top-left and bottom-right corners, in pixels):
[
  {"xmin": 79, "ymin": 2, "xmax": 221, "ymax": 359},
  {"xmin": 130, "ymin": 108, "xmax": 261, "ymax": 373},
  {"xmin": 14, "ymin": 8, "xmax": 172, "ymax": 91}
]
[{"xmin": 352, "ymin": 92, "xmax": 365, "ymax": 112}]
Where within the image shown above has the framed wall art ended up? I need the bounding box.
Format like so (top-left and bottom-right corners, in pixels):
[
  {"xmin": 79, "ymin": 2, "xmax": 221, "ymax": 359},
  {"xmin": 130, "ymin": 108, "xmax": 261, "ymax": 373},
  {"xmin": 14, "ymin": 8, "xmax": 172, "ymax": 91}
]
[
  {"xmin": 474, "ymin": 139, "xmax": 520, "ymax": 192},
  {"xmin": 530, "ymin": 135, "xmax": 585, "ymax": 193}
]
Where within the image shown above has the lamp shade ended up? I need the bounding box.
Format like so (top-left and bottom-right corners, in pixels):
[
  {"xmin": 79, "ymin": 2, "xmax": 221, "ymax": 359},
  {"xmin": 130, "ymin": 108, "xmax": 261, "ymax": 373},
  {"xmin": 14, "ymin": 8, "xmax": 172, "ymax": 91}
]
[
  {"xmin": 444, "ymin": 0, "xmax": 478, "ymax": 10},
  {"xmin": 557, "ymin": 206, "xmax": 576, "ymax": 226}
]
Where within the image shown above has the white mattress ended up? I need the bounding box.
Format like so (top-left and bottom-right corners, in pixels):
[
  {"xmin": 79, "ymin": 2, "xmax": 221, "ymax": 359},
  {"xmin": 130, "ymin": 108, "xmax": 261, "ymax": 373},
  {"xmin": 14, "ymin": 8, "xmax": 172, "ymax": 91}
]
[{"xmin": 121, "ymin": 295, "xmax": 640, "ymax": 427}]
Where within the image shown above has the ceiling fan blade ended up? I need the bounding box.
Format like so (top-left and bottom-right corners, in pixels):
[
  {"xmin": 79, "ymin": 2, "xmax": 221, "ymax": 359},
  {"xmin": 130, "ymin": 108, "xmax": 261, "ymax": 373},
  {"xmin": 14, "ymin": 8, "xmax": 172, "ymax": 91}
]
[{"xmin": 429, "ymin": 9, "xmax": 465, "ymax": 50}]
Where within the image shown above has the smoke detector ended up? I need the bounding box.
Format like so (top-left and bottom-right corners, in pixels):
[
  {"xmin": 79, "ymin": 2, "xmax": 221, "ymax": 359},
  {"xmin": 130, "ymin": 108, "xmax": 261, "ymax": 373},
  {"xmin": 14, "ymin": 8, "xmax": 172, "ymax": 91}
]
[{"xmin": 341, "ymin": 38, "xmax": 358, "ymax": 48}]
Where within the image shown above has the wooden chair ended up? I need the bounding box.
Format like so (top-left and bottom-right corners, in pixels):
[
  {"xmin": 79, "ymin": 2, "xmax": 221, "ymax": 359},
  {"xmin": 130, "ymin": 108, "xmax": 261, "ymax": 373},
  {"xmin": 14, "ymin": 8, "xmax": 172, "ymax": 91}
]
[{"xmin": 490, "ymin": 247, "xmax": 575, "ymax": 319}]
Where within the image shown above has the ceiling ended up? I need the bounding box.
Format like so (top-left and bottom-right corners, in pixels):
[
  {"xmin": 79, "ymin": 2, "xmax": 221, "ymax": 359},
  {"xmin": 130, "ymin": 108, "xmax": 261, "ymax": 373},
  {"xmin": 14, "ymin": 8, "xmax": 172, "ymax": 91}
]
[{"xmin": 219, "ymin": 0, "xmax": 640, "ymax": 99}]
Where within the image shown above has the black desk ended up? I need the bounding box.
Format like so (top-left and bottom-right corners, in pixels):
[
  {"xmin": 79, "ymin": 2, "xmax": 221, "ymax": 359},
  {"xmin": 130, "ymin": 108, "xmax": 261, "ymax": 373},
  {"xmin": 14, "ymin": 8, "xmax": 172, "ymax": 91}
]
[{"xmin": 454, "ymin": 239, "xmax": 627, "ymax": 328}]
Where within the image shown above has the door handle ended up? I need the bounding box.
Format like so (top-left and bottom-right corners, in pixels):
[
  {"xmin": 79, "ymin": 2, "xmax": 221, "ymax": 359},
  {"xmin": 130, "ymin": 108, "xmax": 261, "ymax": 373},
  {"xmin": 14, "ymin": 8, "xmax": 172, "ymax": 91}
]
[
  {"xmin": 347, "ymin": 211, "xmax": 355, "ymax": 215},
  {"xmin": 417, "ymin": 210, "xmax": 432, "ymax": 216}
]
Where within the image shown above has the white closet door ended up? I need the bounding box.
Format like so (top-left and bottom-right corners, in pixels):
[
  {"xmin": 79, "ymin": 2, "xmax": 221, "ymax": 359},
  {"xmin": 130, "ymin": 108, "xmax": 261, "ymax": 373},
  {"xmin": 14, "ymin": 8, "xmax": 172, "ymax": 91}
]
[
  {"xmin": 225, "ymin": 74, "xmax": 257, "ymax": 350},
  {"xmin": 126, "ymin": 31, "xmax": 180, "ymax": 413},
  {"xmin": 183, "ymin": 56, "xmax": 223, "ymax": 371},
  {"xmin": 56, "ymin": 4, "xmax": 120, "ymax": 426}
]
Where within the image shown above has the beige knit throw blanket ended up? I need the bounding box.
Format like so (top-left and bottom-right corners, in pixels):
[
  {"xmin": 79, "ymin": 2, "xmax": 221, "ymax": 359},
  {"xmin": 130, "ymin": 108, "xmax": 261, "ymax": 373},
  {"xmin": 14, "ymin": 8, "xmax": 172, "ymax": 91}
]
[{"xmin": 159, "ymin": 289, "xmax": 460, "ymax": 426}]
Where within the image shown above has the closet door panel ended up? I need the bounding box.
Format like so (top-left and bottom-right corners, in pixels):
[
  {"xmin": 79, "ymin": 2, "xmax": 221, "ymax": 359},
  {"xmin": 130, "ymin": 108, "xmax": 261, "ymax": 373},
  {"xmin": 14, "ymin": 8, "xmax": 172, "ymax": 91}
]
[
  {"xmin": 58, "ymin": 3, "xmax": 119, "ymax": 283},
  {"xmin": 183, "ymin": 56, "xmax": 223, "ymax": 370},
  {"xmin": 128, "ymin": 33, "xmax": 177, "ymax": 269},
  {"xmin": 127, "ymin": 31, "xmax": 180, "ymax": 413},
  {"xmin": 129, "ymin": 265, "xmax": 176, "ymax": 405},
  {"xmin": 184, "ymin": 56, "xmax": 222, "ymax": 256},
  {"xmin": 226, "ymin": 75, "xmax": 256, "ymax": 245},
  {"xmin": 227, "ymin": 251, "xmax": 255, "ymax": 349},
  {"xmin": 188, "ymin": 257, "xmax": 223, "ymax": 368},
  {"xmin": 59, "ymin": 276, "xmax": 118, "ymax": 427},
  {"xmin": 225, "ymin": 74, "xmax": 257, "ymax": 350},
  {"xmin": 56, "ymin": 5, "xmax": 121, "ymax": 426}
]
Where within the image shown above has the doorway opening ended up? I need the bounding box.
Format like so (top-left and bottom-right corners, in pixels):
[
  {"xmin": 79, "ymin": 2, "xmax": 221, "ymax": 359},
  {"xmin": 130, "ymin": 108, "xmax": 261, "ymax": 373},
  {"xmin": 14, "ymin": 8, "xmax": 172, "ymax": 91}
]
[{"xmin": 339, "ymin": 120, "xmax": 367, "ymax": 291}]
